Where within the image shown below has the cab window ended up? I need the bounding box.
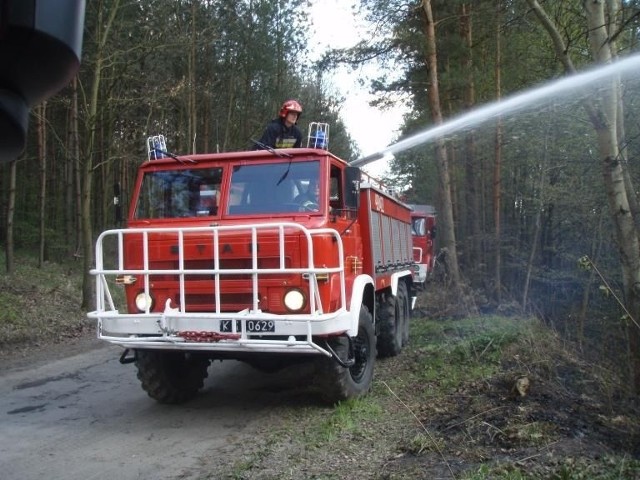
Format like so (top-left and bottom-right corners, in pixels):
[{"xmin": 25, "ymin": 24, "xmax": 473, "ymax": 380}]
[{"xmin": 135, "ymin": 167, "xmax": 223, "ymax": 219}]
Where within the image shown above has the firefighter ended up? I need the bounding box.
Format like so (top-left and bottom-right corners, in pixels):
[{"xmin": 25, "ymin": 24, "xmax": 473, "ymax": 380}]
[
  {"xmin": 255, "ymin": 100, "xmax": 303, "ymax": 149},
  {"xmin": 295, "ymin": 178, "xmax": 320, "ymax": 211}
]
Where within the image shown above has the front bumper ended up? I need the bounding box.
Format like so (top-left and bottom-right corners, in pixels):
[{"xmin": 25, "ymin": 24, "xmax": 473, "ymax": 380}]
[{"xmin": 88, "ymin": 303, "xmax": 354, "ymax": 356}]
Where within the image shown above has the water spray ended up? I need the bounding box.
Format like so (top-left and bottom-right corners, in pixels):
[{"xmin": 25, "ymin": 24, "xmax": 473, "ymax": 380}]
[{"xmin": 351, "ymin": 53, "xmax": 640, "ymax": 168}]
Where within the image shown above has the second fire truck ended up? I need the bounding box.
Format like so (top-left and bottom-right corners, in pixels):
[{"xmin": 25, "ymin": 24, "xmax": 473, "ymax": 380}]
[{"xmin": 409, "ymin": 204, "xmax": 436, "ymax": 288}]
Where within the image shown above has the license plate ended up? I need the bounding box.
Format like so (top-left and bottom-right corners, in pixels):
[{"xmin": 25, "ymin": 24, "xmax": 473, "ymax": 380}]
[{"xmin": 219, "ymin": 319, "xmax": 275, "ymax": 333}]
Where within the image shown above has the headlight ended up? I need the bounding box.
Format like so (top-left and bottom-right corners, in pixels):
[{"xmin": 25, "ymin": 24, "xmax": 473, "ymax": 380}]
[
  {"xmin": 283, "ymin": 289, "xmax": 306, "ymax": 312},
  {"xmin": 135, "ymin": 292, "xmax": 154, "ymax": 312}
]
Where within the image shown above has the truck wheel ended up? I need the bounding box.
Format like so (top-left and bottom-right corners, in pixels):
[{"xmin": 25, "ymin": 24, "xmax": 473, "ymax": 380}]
[
  {"xmin": 398, "ymin": 281, "xmax": 411, "ymax": 346},
  {"xmin": 377, "ymin": 285, "xmax": 406, "ymax": 357},
  {"xmin": 135, "ymin": 350, "xmax": 210, "ymax": 404},
  {"xmin": 317, "ymin": 305, "xmax": 376, "ymax": 405}
]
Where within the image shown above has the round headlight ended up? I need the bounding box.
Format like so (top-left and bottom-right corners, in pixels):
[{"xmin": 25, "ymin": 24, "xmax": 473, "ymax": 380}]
[
  {"xmin": 283, "ymin": 289, "xmax": 305, "ymax": 311},
  {"xmin": 135, "ymin": 292, "xmax": 154, "ymax": 312}
]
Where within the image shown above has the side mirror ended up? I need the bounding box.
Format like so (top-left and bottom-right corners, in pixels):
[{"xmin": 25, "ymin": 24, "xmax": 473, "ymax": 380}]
[
  {"xmin": 0, "ymin": 0, "xmax": 86, "ymax": 162},
  {"xmin": 345, "ymin": 166, "xmax": 361, "ymax": 210}
]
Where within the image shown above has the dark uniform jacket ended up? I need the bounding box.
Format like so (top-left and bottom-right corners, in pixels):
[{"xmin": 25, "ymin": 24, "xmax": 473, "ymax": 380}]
[{"xmin": 256, "ymin": 118, "xmax": 302, "ymax": 149}]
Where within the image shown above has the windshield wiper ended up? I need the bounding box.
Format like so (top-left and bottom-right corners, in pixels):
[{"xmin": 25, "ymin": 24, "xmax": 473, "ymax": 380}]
[
  {"xmin": 251, "ymin": 139, "xmax": 293, "ymax": 159},
  {"xmin": 154, "ymin": 148, "xmax": 196, "ymax": 164}
]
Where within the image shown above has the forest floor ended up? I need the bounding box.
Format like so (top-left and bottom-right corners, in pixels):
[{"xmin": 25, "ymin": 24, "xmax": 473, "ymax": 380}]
[
  {"xmin": 1, "ymin": 255, "xmax": 639, "ymax": 479},
  {"xmin": 193, "ymin": 310, "xmax": 640, "ymax": 479},
  {"xmin": 0, "ymin": 255, "xmax": 94, "ymax": 371}
]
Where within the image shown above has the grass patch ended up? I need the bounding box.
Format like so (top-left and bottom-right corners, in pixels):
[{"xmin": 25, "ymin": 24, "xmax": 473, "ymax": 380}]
[
  {"xmin": 403, "ymin": 315, "xmax": 536, "ymax": 393},
  {"xmin": 462, "ymin": 454, "xmax": 640, "ymax": 479},
  {"xmin": 0, "ymin": 251, "xmax": 88, "ymax": 349},
  {"xmin": 313, "ymin": 397, "xmax": 384, "ymax": 442}
]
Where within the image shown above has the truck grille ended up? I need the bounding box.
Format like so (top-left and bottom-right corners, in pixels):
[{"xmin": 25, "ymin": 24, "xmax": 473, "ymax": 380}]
[
  {"xmin": 146, "ymin": 257, "xmax": 290, "ymax": 281},
  {"xmin": 179, "ymin": 292, "xmax": 255, "ymax": 312}
]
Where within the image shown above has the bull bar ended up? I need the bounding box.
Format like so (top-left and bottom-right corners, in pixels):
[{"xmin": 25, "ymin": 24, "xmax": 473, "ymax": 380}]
[{"xmin": 88, "ymin": 223, "xmax": 356, "ymax": 357}]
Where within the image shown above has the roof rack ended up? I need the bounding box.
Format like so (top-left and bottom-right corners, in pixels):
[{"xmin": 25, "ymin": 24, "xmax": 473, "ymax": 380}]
[
  {"xmin": 147, "ymin": 134, "xmax": 167, "ymax": 161},
  {"xmin": 306, "ymin": 122, "xmax": 329, "ymax": 150}
]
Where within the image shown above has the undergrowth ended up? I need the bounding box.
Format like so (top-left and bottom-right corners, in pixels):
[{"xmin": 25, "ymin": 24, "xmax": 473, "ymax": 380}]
[
  {"xmin": 0, "ymin": 251, "xmax": 88, "ymax": 350},
  {"xmin": 207, "ymin": 307, "xmax": 640, "ymax": 479}
]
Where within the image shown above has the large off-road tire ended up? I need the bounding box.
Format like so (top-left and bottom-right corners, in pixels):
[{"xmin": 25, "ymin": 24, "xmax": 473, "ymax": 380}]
[
  {"xmin": 376, "ymin": 283, "xmax": 407, "ymax": 357},
  {"xmin": 398, "ymin": 281, "xmax": 411, "ymax": 346},
  {"xmin": 316, "ymin": 305, "xmax": 376, "ymax": 405},
  {"xmin": 135, "ymin": 350, "xmax": 210, "ymax": 404}
]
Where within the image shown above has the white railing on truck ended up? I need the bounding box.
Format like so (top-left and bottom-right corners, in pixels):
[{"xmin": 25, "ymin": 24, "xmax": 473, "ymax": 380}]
[
  {"xmin": 91, "ymin": 222, "xmax": 346, "ymax": 324},
  {"xmin": 88, "ymin": 223, "xmax": 354, "ymax": 354}
]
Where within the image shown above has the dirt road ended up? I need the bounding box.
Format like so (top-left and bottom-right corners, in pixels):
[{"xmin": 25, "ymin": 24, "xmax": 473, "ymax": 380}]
[{"xmin": 0, "ymin": 342, "xmax": 312, "ymax": 480}]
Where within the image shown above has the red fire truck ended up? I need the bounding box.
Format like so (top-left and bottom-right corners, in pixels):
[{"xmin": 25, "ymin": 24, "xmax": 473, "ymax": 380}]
[
  {"xmin": 89, "ymin": 128, "xmax": 415, "ymax": 405},
  {"xmin": 409, "ymin": 204, "xmax": 436, "ymax": 288}
]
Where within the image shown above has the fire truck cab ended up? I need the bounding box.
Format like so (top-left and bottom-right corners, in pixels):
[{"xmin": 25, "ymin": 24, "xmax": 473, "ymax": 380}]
[
  {"xmin": 89, "ymin": 135, "xmax": 415, "ymax": 405},
  {"xmin": 409, "ymin": 204, "xmax": 436, "ymax": 288}
]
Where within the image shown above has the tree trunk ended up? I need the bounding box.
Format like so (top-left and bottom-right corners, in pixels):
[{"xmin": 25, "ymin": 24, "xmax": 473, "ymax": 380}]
[
  {"xmin": 607, "ymin": 0, "xmax": 640, "ymax": 229},
  {"xmin": 189, "ymin": 0, "xmax": 197, "ymax": 154},
  {"xmin": 81, "ymin": 0, "xmax": 121, "ymax": 310},
  {"xmin": 460, "ymin": 3, "xmax": 481, "ymax": 271},
  {"xmin": 37, "ymin": 102, "xmax": 48, "ymax": 267},
  {"xmin": 68, "ymin": 77, "xmax": 81, "ymax": 256},
  {"xmin": 522, "ymin": 128, "xmax": 550, "ymax": 308},
  {"xmin": 420, "ymin": 0, "xmax": 461, "ymax": 287},
  {"xmin": 578, "ymin": 209, "xmax": 605, "ymax": 349},
  {"xmin": 493, "ymin": 0, "xmax": 503, "ymax": 302},
  {"xmin": 223, "ymin": 74, "xmax": 237, "ymax": 151},
  {"xmin": 527, "ymin": 0, "xmax": 640, "ymax": 393},
  {"xmin": 584, "ymin": 0, "xmax": 640, "ymax": 394},
  {"xmin": 5, "ymin": 159, "xmax": 16, "ymax": 274}
]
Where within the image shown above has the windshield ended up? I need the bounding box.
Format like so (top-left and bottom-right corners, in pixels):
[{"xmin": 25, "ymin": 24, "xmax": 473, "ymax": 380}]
[
  {"xmin": 412, "ymin": 217, "xmax": 426, "ymax": 236},
  {"xmin": 135, "ymin": 167, "xmax": 223, "ymax": 219},
  {"xmin": 228, "ymin": 160, "xmax": 321, "ymax": 215}
]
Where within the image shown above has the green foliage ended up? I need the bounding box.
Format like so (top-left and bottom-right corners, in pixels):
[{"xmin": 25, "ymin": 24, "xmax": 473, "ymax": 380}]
[
  {"xmin": 406, "ymin": 316, "xmax": 535, "ymax": 393},
  {"xmin": 304, "ymin": 396, "xmax": 384, "ymax": 444},
  {"xmin": 0, "ymin": 292, "xmax": 22, "ymax": 339},
  {"xmin": 342, "ymin": 1, "xmax": 640, "ymax": 366},
  {"xmin": 0, "ymin": 0, "xmax": 358, "ymax": 251}
]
